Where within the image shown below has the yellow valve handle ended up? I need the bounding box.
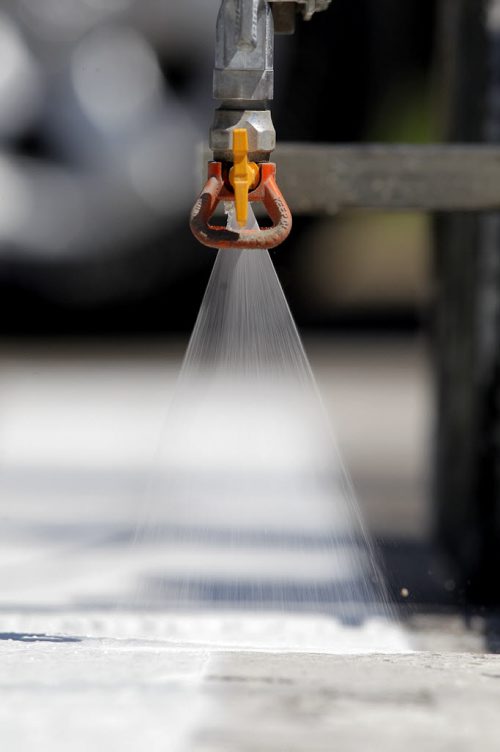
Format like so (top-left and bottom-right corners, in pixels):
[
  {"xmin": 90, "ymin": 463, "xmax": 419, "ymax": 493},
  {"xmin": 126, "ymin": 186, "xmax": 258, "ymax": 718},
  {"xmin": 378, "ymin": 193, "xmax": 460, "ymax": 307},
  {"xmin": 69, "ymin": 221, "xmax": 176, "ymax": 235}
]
[{"xmin": 229, "ymin": 129, "xmax": 260, "ymax": 227}]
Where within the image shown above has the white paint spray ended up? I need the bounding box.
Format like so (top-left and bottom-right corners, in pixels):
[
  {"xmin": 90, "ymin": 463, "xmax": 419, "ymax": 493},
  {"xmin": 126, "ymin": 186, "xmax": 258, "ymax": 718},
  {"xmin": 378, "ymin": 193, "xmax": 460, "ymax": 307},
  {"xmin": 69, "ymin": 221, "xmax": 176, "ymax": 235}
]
[{"xmin": 135, "ymin": 207, "xmax": 410, "ymax": 652}]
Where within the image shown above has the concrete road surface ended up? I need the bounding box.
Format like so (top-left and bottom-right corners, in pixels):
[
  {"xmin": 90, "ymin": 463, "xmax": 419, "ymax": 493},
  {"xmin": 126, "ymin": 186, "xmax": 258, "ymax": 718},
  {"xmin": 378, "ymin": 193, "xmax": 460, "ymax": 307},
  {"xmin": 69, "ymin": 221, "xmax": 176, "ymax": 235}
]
[
  {"xmin": 2, "ymin": 338, "xmax": 493, "ymax": 751},
  {"xmin": 0, "ymin": 618, "xmax": 499, "ymax": 752}
]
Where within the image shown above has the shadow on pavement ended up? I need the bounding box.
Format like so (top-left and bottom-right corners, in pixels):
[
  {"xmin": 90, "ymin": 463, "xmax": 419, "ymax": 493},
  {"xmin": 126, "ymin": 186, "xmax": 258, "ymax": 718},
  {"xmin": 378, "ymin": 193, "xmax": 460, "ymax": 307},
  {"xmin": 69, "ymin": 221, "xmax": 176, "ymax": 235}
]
[{"xmin": 0, "ymin": 633, "xmax": 82, "ymax": 643}]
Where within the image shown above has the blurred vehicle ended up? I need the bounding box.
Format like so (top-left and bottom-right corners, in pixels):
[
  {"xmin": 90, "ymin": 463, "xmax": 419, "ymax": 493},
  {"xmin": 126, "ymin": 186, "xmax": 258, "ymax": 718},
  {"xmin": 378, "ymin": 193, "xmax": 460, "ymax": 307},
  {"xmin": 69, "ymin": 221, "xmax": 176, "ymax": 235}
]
[{"xmin": 0, "ymin": 0, "xmax": 220, "ymax": 324}]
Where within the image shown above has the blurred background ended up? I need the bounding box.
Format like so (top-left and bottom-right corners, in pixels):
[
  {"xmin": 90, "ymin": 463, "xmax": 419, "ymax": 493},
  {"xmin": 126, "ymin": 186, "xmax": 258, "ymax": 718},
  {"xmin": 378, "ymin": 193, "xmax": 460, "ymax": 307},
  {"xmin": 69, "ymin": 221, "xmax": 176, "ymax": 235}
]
[
  {"xmin": 0, "ymin": 0, "xmax": 498, "ymax": 638},
  {"xmin": 0, "ymin": 0, "xmax": 437, "ymax": 332}
]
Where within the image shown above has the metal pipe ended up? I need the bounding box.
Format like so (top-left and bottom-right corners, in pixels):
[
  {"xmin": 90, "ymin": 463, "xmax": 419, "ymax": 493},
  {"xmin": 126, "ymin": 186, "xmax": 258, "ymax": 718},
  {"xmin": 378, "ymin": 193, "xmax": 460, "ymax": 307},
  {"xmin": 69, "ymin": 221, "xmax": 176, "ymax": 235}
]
[
  {"xmin": 210, "ymin": 0, "xmax": 332, "ymax": 162},
  {"xmin": 214, "ymin": 0, "xmax": 274, "ymax": 108}
]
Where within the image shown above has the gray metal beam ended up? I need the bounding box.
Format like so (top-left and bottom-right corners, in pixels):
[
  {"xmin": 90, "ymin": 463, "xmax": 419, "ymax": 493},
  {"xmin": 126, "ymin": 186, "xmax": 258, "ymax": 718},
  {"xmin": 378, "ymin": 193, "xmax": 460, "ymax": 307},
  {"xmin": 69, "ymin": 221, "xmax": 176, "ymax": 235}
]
[{"xmin": 271, "ymin": 144, "xmax": 500, "ymax": 214}]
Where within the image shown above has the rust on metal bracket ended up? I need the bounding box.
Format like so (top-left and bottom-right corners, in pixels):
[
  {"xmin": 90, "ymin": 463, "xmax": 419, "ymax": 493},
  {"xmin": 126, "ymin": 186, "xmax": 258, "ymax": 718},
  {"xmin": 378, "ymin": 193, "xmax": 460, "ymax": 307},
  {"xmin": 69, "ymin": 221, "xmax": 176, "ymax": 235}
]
[{"xmin": 190, "ymin": 162, "xmax": 292, "ymax": 250}]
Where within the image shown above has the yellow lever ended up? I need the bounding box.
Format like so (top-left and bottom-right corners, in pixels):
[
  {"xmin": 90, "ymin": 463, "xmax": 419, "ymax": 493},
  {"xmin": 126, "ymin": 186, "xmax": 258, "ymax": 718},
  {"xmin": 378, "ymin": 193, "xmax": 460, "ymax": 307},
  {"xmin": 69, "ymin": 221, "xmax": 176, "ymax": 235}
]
[{"xmin": 229, "ymin": 129, "xmax": 260, "ymax": 227}]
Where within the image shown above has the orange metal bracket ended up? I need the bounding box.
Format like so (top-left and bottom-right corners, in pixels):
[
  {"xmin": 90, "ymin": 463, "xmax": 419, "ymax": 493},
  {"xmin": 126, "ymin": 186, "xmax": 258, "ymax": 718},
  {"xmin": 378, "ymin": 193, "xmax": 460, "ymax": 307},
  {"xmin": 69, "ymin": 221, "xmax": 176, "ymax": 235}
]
[{"xmin": 190, "ymin": 161, "xmax": 292, "ymax": 250}]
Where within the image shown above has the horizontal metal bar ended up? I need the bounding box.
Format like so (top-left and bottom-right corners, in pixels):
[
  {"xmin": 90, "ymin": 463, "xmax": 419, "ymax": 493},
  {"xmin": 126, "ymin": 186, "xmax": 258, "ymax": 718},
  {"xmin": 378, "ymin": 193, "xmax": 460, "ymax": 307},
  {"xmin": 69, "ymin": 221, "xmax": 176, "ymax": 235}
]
[
  {"xmin": 272, "ymin": 144, "xmax": 500, "ymax": 214},
  {"xmin": 200, "ymin": 144, "xmax": 500, "ymax": 214}
]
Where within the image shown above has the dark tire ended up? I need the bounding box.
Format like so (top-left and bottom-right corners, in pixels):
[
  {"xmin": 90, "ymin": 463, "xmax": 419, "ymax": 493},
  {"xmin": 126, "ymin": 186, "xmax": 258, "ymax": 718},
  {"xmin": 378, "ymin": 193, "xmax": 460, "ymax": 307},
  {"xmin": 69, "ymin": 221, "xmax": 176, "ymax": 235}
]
[{"xmin": 434, "ymin": 0, "xmax": 500, "ymax": 605}]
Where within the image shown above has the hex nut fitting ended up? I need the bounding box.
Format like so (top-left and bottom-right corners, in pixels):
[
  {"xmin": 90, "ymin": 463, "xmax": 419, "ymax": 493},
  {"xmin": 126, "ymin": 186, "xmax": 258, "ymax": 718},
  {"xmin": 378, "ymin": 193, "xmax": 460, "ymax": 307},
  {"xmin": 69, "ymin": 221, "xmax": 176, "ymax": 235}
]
[{"xmin": 210, "ymin": 109, "xmax": 276, "ymax": 161}]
